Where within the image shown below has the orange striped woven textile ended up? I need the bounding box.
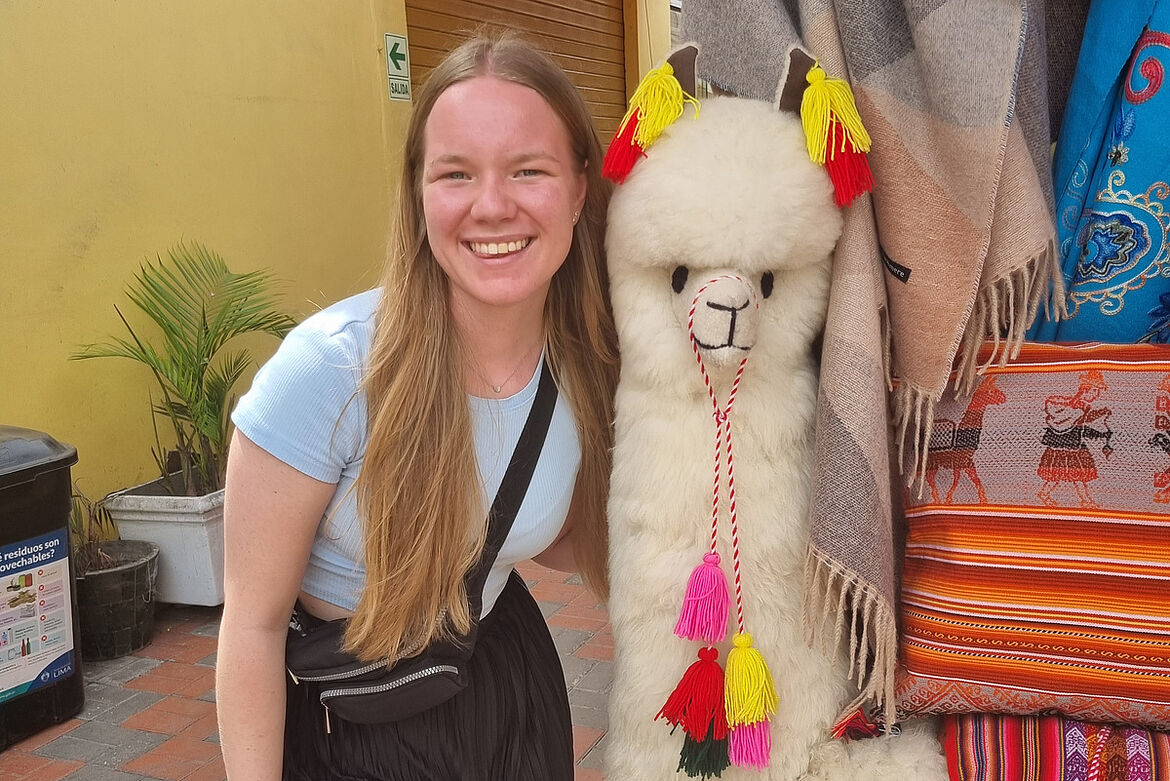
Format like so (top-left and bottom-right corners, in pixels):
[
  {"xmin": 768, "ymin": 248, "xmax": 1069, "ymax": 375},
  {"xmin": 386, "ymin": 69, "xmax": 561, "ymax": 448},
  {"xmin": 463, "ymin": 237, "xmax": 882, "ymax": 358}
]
[{"xmin": 896, "ymin": 342, "xmax": 1170, "ymax": 729}]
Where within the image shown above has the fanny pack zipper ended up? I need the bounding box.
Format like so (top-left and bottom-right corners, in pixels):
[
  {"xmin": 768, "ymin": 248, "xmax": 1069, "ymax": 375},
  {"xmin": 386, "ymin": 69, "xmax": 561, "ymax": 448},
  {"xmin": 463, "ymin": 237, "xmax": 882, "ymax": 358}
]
[
  {"xmin": 287, "ymin": 610, "xmax": 441, "ymax": 686},
  {"xmin": 314, "ymin": 663, "xmax": 460, "ymax": 735},
  {"xmin": 318, "ymin": 664, "xmax": 459, "ymax": 701},
  {"xmin": 287, "ymin": 659, "xmax": 386, "ymax": 685}
]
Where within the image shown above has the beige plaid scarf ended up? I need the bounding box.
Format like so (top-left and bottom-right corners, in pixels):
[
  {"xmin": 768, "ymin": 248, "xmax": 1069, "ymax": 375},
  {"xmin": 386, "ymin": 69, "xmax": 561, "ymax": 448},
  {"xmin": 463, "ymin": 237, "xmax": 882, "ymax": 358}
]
[{"xmin": 683, "ymin": 0, "xmax": 1062, "ymax": 726}]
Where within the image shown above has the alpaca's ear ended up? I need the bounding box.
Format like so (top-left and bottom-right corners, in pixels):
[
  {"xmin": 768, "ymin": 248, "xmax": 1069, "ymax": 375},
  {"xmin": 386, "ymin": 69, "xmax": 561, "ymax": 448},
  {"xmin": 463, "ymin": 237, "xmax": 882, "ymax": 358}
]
[
  {"xmin": 775, "ymin": 45, "xmax": 816, "ymax": 114},
  {"xmin": 666, "ymin": 43, "xmax": 699, "ymax": 97}
]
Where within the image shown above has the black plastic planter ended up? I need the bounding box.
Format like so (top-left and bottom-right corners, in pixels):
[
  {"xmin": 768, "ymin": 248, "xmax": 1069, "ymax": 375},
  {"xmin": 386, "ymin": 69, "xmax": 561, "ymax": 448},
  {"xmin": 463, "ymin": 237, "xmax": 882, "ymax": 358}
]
[{"xmin": 76, "ymin": 540, "xmax": 159, "ymax": 661}]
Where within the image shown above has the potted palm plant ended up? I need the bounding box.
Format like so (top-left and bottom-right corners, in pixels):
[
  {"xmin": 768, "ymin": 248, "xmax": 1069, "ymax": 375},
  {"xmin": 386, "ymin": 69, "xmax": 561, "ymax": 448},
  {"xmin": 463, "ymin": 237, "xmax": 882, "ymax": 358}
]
[
  {"xmin": 70, "ymin": 485, "xmax": 160, "ymax": 660},
  {"xmin": 72, "ymin": 241, "xmax": 295, "ymax": 605}
]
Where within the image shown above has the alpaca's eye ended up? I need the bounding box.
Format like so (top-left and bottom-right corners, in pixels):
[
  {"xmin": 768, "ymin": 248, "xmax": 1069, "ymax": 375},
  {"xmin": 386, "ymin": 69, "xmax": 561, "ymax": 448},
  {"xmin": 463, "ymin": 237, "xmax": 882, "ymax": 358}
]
[
  {"xmin": 760, "ymin": 271, "xmax": 775, "ymax": 299},
  {"xmin": 671, "ymin": 266, "xmax": 689, "ymax": 294}
]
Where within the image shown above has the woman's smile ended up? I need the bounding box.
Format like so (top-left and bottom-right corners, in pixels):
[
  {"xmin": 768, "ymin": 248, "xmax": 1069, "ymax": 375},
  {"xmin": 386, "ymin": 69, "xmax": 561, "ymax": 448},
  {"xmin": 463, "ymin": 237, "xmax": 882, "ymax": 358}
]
[{"xmin": 465, "ymin": 236, "xmax": 534, "ymax": 259}]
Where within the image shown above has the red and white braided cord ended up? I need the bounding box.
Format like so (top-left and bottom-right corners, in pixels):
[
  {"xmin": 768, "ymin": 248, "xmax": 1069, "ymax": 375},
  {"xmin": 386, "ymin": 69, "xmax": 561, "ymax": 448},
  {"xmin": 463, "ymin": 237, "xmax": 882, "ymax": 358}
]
[{"xmin": 687, "ymin": 275, "xmax": 752, "ymax": 634}]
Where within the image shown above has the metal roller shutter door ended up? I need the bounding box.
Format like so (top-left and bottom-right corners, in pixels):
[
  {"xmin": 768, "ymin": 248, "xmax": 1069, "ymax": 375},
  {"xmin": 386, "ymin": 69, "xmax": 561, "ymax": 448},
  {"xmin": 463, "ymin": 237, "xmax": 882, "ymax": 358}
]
[{"xmin": 404, "ymin": 0, "xmax": 634, "ymax": 139}]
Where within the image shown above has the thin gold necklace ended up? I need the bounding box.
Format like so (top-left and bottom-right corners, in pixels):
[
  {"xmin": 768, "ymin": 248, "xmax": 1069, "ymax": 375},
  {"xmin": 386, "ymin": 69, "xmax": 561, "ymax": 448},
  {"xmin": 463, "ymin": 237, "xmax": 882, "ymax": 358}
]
[{"xmin": 470, "ymin": 339, "xmax": 543, "ymax": 396}]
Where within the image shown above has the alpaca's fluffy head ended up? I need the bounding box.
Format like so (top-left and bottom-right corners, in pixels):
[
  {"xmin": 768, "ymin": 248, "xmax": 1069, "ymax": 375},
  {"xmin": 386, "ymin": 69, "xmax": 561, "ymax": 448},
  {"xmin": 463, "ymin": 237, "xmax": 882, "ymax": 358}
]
[{"xmin": 606, "ymin": 96, "xmax": 842, "ymax": 385}]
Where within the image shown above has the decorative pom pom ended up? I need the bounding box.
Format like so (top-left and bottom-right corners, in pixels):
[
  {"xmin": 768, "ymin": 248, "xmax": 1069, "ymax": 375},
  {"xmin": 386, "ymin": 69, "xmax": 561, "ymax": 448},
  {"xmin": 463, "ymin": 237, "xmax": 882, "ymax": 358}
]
[
  {"xmin": 728, "ymin": 719, "xmax": 771, "ymax": 770},
  {"xmin": 824, "ymin": 122, "xmax": 874, "ymax": 207},
  {"xmin": 678, "ymin": 721, "xmax": 731, "ymax": 779},
  {"xmin": 724, "ymin": 633, "xmax": 778, "ymax": 727},
  {"xmin": 625, "ymin": 62, "xmax": 696, "ymax": 149},
  {"xmin": 675, "ymin": 552, "xmax": 730, "ymax": 643},
  {"xmin": 831, "ymin": 705, "xmax": 882, "ymax": 741},
  {"xmin": 800, "ymin": 63, "xmax": 871, "ymax": 164},
  {"xmin": 799, "ymin": 62, "xmax": 874, "ymax": 206},
  {"xmin": 602, "ymin": 61, "xmax": 699, "ymax": 184},
  {"xmin": 657, "ymin": 647, "xmax": 728, "ymax": 740},
  {"xmin": 602, "ymin": 111, "xmax": 645, "ymax": 184}
]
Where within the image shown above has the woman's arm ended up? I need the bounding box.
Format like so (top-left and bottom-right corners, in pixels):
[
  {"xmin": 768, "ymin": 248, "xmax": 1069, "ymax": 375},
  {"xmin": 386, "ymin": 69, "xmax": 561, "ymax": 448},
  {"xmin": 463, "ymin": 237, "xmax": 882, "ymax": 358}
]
[{"xmin": 216, "ymin": 431, "xmax": 338, "ymax": 781}]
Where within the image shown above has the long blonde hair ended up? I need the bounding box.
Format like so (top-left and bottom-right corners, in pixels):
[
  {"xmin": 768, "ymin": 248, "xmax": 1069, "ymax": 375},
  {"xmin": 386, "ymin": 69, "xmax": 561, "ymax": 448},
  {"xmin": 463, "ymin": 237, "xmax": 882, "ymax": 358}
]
[{"xmin": 345, "ymin": 33, "xmax": 618, "ymax": 662}]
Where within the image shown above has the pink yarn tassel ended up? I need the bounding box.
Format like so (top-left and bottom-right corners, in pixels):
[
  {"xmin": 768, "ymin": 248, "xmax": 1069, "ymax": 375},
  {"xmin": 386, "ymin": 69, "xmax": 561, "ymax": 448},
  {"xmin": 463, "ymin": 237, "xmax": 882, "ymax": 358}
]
[
  {"xmin": 728, "ymin": 719, "xmax": 771, "ymax": 770},
  {"xmin": 674, "ymin": 552, "xmax": 730, "ymax": 643}
]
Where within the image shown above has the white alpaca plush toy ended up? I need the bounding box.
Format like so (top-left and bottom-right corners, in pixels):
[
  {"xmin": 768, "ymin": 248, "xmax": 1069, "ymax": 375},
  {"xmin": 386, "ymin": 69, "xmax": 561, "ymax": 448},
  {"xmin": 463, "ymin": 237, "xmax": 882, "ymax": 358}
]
[{"xmin": 603, "ymin": 45, "xmax": 948, "ymax": 781}]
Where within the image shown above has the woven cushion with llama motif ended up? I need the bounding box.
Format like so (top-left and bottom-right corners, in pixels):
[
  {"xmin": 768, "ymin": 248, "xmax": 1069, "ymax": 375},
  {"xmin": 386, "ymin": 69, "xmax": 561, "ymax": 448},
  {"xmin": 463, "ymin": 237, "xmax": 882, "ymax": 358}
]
[{"xmin": 895, "ymin": 341, "xmax": 1170, "ymax": 729}]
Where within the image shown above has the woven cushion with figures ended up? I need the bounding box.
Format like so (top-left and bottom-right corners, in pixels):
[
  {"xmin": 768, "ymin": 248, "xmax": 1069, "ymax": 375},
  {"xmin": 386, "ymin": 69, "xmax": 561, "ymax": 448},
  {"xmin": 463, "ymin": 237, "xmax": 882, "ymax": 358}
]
[{"xmin": 895, "ymin": 341, "xmax": 1170, "ymax": 729}]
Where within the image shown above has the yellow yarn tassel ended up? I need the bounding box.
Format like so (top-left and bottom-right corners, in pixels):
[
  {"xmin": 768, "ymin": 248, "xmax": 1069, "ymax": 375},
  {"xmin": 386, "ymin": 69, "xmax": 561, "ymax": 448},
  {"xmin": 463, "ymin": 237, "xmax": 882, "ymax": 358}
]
[
  {"xmin": 620, "ymin": 62, "xmax": 700, "ymax": 150},
  {"xmin": 724, "ymin": 633, "xmax": 778, "ymax": 726},
  {"xmin": 800, "ymin": 62, "xmax": 871, "ymax": 165}
]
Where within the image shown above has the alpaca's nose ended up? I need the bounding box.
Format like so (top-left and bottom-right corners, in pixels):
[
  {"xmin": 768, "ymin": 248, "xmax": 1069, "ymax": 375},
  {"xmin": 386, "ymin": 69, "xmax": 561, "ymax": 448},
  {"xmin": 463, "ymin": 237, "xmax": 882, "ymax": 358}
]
[
  {"xmin": 706, "ymin": 299, "xmax": 750, "ymax": 314},
  {"xmin": 688, "ymin": 275, "xmax": 758, "ymax": 367}
]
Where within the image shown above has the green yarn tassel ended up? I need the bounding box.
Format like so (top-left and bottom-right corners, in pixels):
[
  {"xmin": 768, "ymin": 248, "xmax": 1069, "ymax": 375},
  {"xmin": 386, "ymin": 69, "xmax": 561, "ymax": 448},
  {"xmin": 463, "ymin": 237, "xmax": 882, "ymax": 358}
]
[{"xmin": 677, "ymin": 721, "xmax": 730, "ymax": 778}]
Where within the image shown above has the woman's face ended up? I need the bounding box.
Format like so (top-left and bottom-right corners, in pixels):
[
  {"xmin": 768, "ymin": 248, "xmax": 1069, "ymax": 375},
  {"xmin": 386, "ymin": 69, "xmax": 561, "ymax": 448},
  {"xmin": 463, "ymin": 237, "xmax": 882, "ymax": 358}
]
[{"xmin": 421, "ymin": 76, "xmax": 586, "ymax": 320}]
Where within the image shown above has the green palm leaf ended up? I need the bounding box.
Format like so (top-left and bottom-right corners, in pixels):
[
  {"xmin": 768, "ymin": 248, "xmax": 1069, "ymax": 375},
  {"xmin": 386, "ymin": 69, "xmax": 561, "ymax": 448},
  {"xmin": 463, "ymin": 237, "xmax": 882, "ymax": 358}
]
[{"xmin": 72, "ymin": 241, "xmax": 296, "ymax": 494}]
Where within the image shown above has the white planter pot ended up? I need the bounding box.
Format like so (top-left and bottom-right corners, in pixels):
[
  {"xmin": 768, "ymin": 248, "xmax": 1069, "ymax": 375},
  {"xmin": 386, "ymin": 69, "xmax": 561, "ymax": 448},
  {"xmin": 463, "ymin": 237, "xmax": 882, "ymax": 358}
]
[{"xmin": 103, "ymin": 476, "xmax": 225, "ymax": 606}]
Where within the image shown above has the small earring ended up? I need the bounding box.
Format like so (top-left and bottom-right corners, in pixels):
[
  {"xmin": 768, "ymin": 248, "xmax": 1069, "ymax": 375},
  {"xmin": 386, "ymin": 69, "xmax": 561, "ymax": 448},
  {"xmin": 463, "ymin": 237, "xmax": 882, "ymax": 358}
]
[{"xmin": 572, "ymin": 211, "xmax": 580, "ymax": 224}]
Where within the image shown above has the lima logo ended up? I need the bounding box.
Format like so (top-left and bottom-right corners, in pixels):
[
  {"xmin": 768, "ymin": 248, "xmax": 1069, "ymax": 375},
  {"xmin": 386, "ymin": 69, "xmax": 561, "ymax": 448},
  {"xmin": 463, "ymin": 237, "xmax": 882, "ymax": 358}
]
[{"xmin": 40, "ymin": 671, "xmax": 51, "ymax": 683}]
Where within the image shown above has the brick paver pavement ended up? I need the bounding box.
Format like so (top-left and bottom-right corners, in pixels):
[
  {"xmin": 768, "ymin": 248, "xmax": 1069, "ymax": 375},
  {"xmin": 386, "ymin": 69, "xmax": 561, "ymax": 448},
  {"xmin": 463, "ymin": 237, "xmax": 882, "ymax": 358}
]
[{"xmin": 0, "ymin": 562, "xmax": 609, "ymax": 780}]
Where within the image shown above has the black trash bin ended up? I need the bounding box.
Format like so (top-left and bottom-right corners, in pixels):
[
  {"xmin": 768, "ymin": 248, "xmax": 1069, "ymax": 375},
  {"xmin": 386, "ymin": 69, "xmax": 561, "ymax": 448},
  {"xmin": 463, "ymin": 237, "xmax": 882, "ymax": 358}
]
[{"xmin": 0, "ymin": 425, "xmax": 85, "ymax": 751}]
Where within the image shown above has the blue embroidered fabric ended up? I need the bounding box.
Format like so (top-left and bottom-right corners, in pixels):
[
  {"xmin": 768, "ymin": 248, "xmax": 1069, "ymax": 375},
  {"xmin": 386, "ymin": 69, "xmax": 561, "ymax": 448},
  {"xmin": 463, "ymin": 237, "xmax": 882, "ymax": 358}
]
[{"xmin": 1030, "ymin": 0, "xmax": 1170, "ymax": 344}]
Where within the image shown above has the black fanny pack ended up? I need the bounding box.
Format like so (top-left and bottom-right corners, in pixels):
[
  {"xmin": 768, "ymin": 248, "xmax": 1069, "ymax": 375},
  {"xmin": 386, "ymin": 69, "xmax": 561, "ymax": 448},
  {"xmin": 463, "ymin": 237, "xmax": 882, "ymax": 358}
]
[{"xmin": 285, "ymin": 360, "xmax": 557, "ymax": 726}]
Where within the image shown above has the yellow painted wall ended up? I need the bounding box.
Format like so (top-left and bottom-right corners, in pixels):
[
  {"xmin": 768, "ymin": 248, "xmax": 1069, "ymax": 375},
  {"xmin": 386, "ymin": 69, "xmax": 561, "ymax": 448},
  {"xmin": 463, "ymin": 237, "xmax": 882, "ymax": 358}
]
[
  {"xmin": 637, "ymin": 0, "xmax": 674, "ymax": 77},
  {"xmin": 1, "ymin": 1, "xmax": 411, "ymax": 499},
  {"xmin": 1, "ymin": 1, "xmax": 669, "ymax": 502}
]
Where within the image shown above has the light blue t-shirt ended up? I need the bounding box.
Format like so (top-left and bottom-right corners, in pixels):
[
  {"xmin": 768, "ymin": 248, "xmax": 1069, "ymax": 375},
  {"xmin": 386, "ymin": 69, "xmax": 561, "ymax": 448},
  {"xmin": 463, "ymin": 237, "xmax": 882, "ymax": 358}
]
[{"xmin": 231, "ymin": 288, "xmax": 580, "ymax": 616}]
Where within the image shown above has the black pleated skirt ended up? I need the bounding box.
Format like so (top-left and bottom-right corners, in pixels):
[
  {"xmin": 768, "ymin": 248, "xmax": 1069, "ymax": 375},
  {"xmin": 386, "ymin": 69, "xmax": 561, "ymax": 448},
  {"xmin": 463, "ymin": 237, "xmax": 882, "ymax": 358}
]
[{"xmin": 282, "ymin": 570, "xmax": 574, "ymax": 781}]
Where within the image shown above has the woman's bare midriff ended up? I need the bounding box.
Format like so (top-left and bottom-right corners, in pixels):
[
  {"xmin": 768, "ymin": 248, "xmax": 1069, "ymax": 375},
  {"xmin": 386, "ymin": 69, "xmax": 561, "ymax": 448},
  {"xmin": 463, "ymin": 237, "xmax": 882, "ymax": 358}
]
[{"xmin": 297, "ymin": 590, "xmax": 353, "ymax": 621}]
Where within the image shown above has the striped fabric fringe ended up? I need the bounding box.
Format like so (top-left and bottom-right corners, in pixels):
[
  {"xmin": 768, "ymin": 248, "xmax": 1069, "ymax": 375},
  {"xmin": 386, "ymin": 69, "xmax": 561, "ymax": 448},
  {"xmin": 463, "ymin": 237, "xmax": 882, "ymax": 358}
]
[
  {"xmin": 804, "ymin": 548, "xmax": 898, "ymax": 730},
  {"xmin": 955, "ymin": 239, "xmax": 1064, "ymax": 396},
  {"xmin": 898, "ymin": 241, "xmax": 1066, "ymax": 495}
]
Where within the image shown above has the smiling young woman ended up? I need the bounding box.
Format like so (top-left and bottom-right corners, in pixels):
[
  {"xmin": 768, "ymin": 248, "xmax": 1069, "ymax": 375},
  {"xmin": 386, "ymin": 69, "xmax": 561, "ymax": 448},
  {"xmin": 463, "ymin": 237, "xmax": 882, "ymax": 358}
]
[
  {"xmin": 216, "ymin": 33, "xmax": 618, "ymax": 781},
  {"xmin": 422, "ymin": 76, "xmax": 587, "ymax": 322}
]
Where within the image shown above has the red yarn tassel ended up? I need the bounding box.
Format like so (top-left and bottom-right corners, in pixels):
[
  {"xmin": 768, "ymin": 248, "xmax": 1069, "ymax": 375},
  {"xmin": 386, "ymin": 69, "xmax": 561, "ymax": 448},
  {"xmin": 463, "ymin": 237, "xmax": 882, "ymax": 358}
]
[
  {"xmin": 657, "ymin": 647, "xmax": 728, "ymax": 740},
  {"xmin": 831, "ymin": 705, "xmax": 882, "ymax": 741},
  {"xmin": 824, "ymin": 120, "xmax": 873, "ymax": 207},
  {"xmin": 675, "ymin": 552, "xmax": 730, "ymax": 643},
  {"xmin": 602, "ymin": 112, "xmax": 645, "ymax": 183}
]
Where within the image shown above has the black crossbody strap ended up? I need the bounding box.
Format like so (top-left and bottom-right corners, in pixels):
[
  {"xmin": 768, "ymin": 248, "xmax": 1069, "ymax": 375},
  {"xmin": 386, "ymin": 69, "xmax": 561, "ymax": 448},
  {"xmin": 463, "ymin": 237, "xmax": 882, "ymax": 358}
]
[
  {"xmin": 465, "ymin": 358, "xmax": 558, "ymax": 612},
  {"xmin": 283, "ymin": 359, "xmax": 558, "ymax": 695}
]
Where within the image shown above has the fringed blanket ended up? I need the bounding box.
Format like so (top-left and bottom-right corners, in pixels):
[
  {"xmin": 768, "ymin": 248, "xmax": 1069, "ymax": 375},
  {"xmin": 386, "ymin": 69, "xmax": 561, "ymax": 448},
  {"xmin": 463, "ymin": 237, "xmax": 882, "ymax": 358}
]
[{"xmin": 682, "ymin": 0, "xmax": 1064, "ymax": 726}]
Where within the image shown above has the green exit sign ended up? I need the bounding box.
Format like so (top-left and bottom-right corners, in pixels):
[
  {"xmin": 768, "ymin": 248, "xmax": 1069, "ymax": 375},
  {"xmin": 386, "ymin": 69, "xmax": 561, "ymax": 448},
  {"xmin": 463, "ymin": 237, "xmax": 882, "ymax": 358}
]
[{"xmin": 385, "ymin": 33, "xmax": 411, "ymax": 102}]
